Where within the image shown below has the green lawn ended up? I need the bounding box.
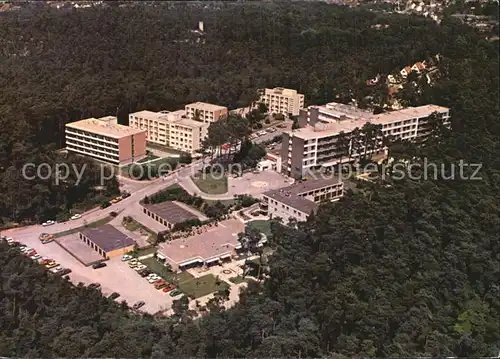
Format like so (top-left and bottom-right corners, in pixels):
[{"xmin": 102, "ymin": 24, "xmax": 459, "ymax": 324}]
[
  {"xmin": 229, "ymin": 276, "xmax": 247, "ymax": 284},
  {"xmin": 204, "ymin": 198, "xmax": 236, "ymax": 206},
  {"xmin": 247, "ymin": 220, "xmax": 272, "ymax": 237},
  {"xmin": 53, "ymin": 216, "xmax": 114, "ymax": 238},
  {"xmin": 137, "ymin": 153, "xmax": 160, "ymax": 163},
  {"xmin": 135, "ymin": 247, "xmax": 158, "ymax": 257},
  {"xmin": 141, "ymin": 257, "xmax": 194, "ymax": 284},
  {"xmin": 191, "ymin": 175, "xmax": 228, "ymax": 194},
  {"xmin": 178, "ymin": 274, "xmax": 230, "ymax": 298},
  {"xmin": 122, "ymin": 217, "xmax": 157, "ymax": 243},
  {"xmin": 146, "ymin": 142, "xmax": 185, "ymax": 155}
]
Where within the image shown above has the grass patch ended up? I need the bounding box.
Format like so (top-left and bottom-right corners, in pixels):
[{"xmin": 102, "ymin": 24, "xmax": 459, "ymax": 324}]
[
  {"xmin": 229, "ymin": 276, "xmax": 247, "ymax": 284},
  {"xmin": 53, "ymin": 216, "xmax": 114, "ymax": 238},
  {"xmin": 137, "ymin": 154, "xmax": 160, "ymax": 163},
  {"xmin": 146, "ymin": 142, "xmax": 185, "ymax": 155},
  {"xmin": 178, "ymin": 274, "xmax": 230, "ymax": 298},
  {"xmin": 141, "ymin": 257, "xmax": 194, "ymax": 284},
  {"xmin": 136, "ymin": 247, "xmax": 158, "ymax": 257},
  {"xmin": 191, "ymin": 175, "xmax": 228, "ymax": 194},
  {"xmin": 204, "ymin": 198, "xmax": 236, "ymax": 206},
  {"xmin": 122, "ymin": 216, "xmax": 157, "ymax": 243},
  {"xmin": 247, "ymin": 220, "xmax": 272, "ymax": 237}
]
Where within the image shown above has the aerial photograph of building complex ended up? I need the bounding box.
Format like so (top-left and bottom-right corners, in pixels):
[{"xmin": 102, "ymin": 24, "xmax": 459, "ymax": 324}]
[{"xmin": 0, "ymin": 0, "xmax": 498, "ymax": 358}]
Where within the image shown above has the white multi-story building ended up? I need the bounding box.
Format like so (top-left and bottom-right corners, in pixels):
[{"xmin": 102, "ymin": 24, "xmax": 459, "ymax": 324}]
[
  {"xmin": 184, "ymin": 102, "xmax": 228, "ymax": 123},
  {"xmin": 282, "ymin": 103, "xmax": 450, "ymax": 178},
  {"xmin": 65, "ymin": 116, "xmax": 147, "ymax": 165},
  {"xmin": 258, "ymin": 87, "xmax": 305, "ymax": 117},
  {"xmin": 129, "ymin": 109, "xmax": 208, "ymax": 154}
]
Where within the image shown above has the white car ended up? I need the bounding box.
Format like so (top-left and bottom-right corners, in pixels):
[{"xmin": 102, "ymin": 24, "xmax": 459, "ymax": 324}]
[
  {"xmin": 31, "ymin": 254, "xmax": 42, "ymax": 261},
  {"xmin": 49, "ymin": 266, "xmax": 62, "ymax": 273},
  {"xmin": 21, "ymin": 247, "xmax": 32, "ymax": 253},
  {"xmin": 70, "ymin": 214, "xmax": 82, "ymax": 220},
  {"xmin": 148, "ymin": 276, "xmax": 162, "ymax": 283},
  {"xmin": 134, "ymin": 264, "xmax": 147, "ymax": 271},
  {"xmin": 42, "ymin": 220, "xmax": 56, "ymax": 226},
  {"xmin": 121, "ymin": 254, "xmax": 133, "ymax": 261}
]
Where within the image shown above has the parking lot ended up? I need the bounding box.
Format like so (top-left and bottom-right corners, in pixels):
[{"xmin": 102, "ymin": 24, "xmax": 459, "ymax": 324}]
[{"xmin": 8, "ymin": 231, "xmax": 175, "ymax": 314}]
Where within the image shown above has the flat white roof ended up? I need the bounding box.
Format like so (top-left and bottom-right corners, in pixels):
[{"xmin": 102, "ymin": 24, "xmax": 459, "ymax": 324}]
[
  {"xmin": 129, "ymin": 110, "xmax": 162, "ymax": 120},
  {"xmin": 263, "ymin": 87, "xmax": 303, "ymax": 97},
  {"xmin": 185, "ymin": 102, "xmax": 227, "ymax": 111},
  {"xmin": 66, "ymin": 117, "xmax": 145, "ymax": 138},
  {"xmin": 288, "ymin": 104, "xmax": 449, "ymax": 140}
]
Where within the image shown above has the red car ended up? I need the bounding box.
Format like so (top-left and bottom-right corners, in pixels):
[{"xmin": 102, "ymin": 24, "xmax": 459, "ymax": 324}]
[
  {"xmin": 162, "ymin": 284, "xmax": 176, "ymax": 292},
  {"xmin": 25, "ymin": 250, "xmax": 37, "ymax": 257}
]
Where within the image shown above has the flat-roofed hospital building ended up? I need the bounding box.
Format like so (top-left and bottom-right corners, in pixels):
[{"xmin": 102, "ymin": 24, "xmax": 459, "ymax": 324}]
[
  {"xmin": 129, "ymin": 110, "xmax": 209, "ymax": 154},
  {"xmin": 65, "ymin": 116, "xmax": 147, "ymax": 165},
  {"xmin": 258, "ymin": 87, "xmax": 305, "ymax": 117},
  {"xmin": 282, "ymin": 102, "xmax": 450, "ymax": 178},
  {"xmin": 184, "ymin": 102, "xmax": 228, "ymax": 123}
]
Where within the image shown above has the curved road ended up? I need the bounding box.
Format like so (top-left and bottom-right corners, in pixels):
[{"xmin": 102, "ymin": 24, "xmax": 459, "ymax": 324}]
[{"xmin": 4, "ymin": 160, "xmax": 207, "ymax": 238}]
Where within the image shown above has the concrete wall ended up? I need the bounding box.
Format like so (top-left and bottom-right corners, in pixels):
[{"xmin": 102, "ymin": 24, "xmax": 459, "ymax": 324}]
[{"xmin": 118, "ymin": 132, "xmax": 146, "ymax": 164}]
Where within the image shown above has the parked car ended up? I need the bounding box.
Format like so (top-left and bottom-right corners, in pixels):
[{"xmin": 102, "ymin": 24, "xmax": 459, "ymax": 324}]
[
  {"xmin": 57, "ymin": 268, "xmax": 72, "ymax": 276},
  {"xmin": 169, "ymin": 289, "xmax": 182, "ymax": 297},
  {"xmin": 50, "ymin": 266, "xmax": 63, "ymax": 274},
  {"xmin": 70, "ymin": 214, "xmax": 81, "ymax": 220},
  {"xmin": 121, "ymin": 254, "xmax": 133, "ymax": 261},
  {"xmin": 39, "ymin": 233, "xmax": 54, "ymax": 244},
  {"xmin": 109, "ymin": 292, "xmax": 120, "ymax": 300},
  {"xmin": 92, "ymin": 262, "xmax": 107, "ymax": 269},
  {"xmin": 121, "ymin": 191, "xmax": 131, "ymax": 198},
  {"xmin": 45, "ymin": 261, "xmax": 58, "ymax": 269},
  {"xmin": 88, "ymin": 283, "xmax": 101, "ymax": 289},
  {"xmin": 135, "ymin": 264, "xmax": 147, "ymax": 271},
  {"xmin": 132, "ymin": 301, "xmax": 145, "ymax": 310},
  {"xmin": 162, "ymin": 285, "xmax": 176, "ymax": 292},
  {"xmin": 30, "ymin": 254, "xmax": 42, "ymax": 261},
  {"xmin": 155, "ymin": 282, "xmax": 167, "ymax": 290},
  {"xmin": 138, "ymin": 270, "xmax": 151, "ymax": 277},
  {"xmin": 42, "ymin": 220, "xmax": 56, "ymax": 227}
]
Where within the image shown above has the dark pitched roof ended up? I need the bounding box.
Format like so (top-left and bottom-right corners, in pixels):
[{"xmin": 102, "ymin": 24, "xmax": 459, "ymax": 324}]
[
  {"xmin": 284, "ymin": 177, "xmax": 343, "ymax": 195},
  {"xmin": 263, "ymin": 190, "xmax": 318, "ymax": 214},
  {"xmin": 81, "ymin": 224, "xmax": 136, "ymax": 252},
  {"xmin": 262, "ymin": 177, "xmax": 342, "ymax": 214},
  {"xmin": 143, "ymin": 201, "xmax": 199, "ymax": 224}
]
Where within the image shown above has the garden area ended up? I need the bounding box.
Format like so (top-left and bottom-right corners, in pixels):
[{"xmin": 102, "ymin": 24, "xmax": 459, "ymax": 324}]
[
  {"xmin": 178, "ymin": 274, "xmax": 230, "ymax": 299},
  {"xmin": 122, "ymin": 216, "xmax": 157, "ymax": 243},
  {"xmin": 191, "ymin": 175, "xmax": 228, "ymax": 194},
  {"xmin": 141, "ymin": 257, "xmax": 194, "ymax": 284},
  {"xmin": 247, "ymin": 220, "xmax": 272, "ymax": 237}
]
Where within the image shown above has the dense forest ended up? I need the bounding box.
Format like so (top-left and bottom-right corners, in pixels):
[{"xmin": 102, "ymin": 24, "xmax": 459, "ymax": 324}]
[
  {"xmin": 1, "ymin": 2, "xmax": 499, "ymax": 358},
  {"xmin": 0, "ymin": 1, "xmax": 477, "ymax": 224}
]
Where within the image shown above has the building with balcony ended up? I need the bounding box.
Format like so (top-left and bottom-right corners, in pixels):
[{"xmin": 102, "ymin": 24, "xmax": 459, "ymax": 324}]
[
  {"xmin": 65, "ymin": 116, "xmax": 147, "ymax": 165},
  {"xmin": 260, "ymin": 177, "xmax": 344, "ymax": 223},
  {"xmin": 258, "ymin": 87, "xmax": 305, "ymax": 117},
  {"xmin": 282, "ymin": 103, "xmax": 450, "ymax": 178},
  {"xmin": 129, "ymin": 109, "xmax": 209, "ymax": 154},
  {"xmin": 184, "ymin": 102, "xmax": 228, "ymax": 123}
]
